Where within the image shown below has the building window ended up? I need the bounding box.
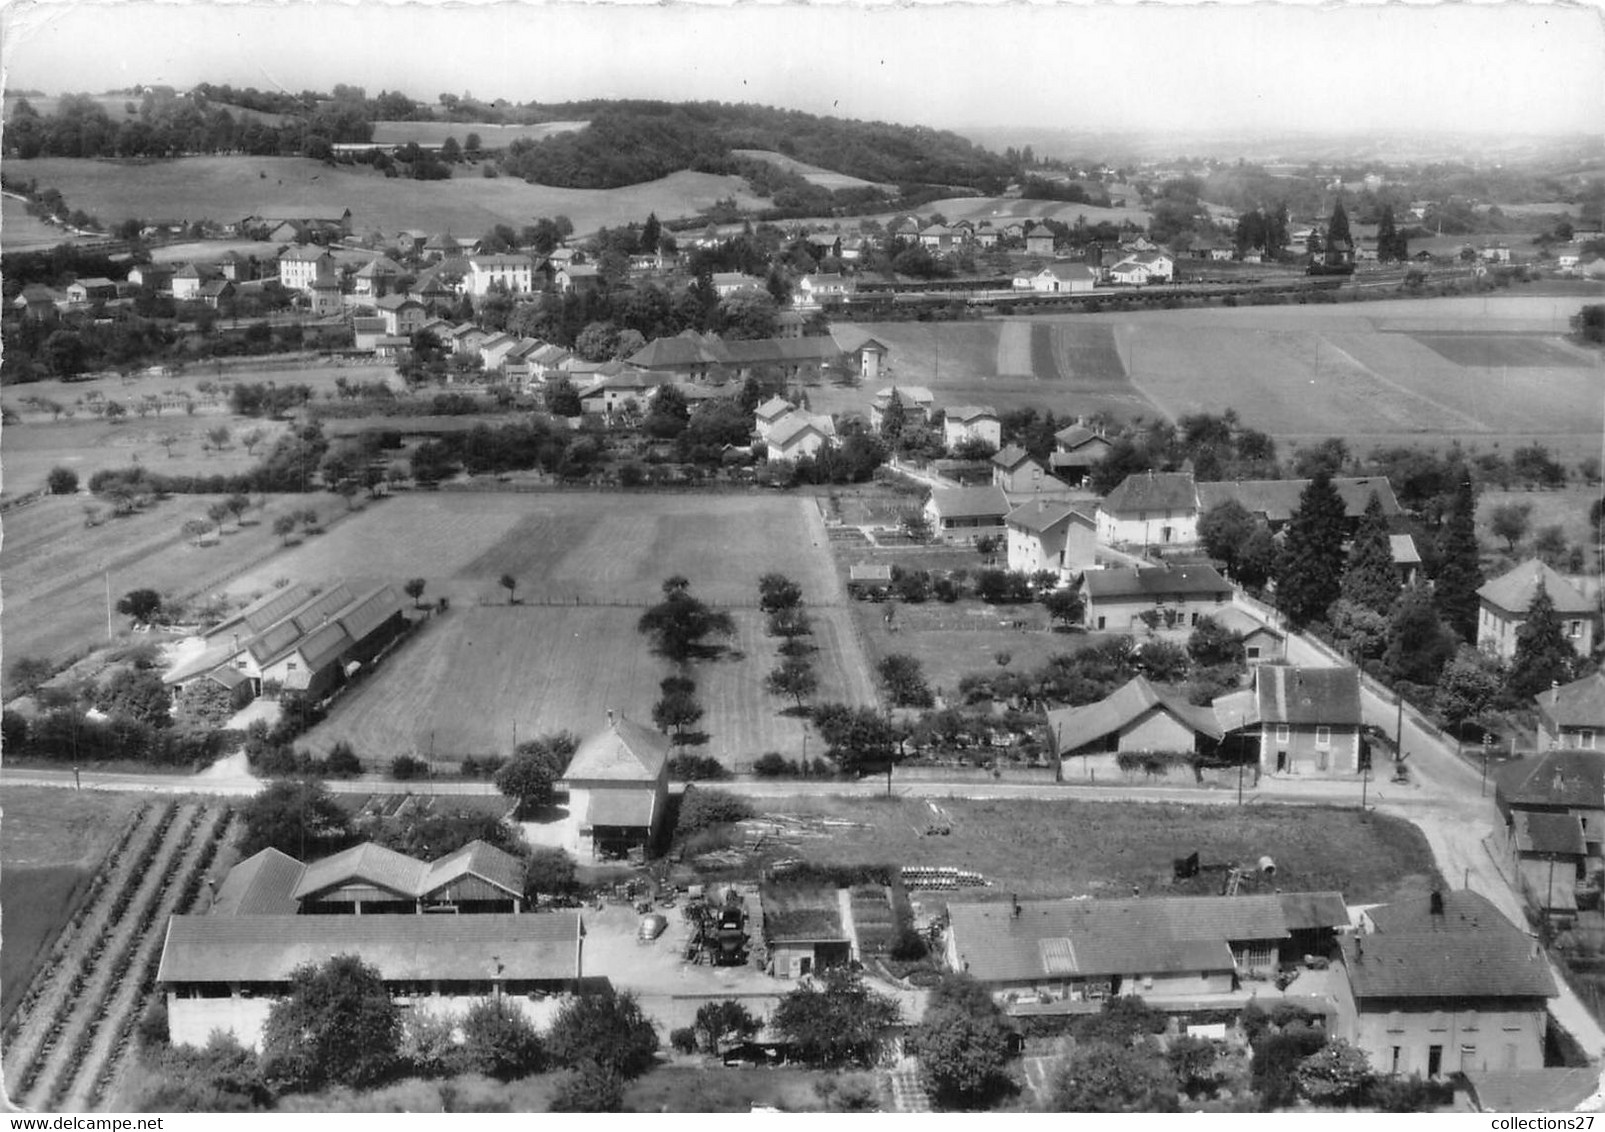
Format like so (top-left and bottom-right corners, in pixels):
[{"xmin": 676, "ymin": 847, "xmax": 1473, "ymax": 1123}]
[
  {"xmin": 1390, "ymin": 1046, "xmax": 1402, "ymax": 1074},
  {"xmin": 1246, "ymin": 646, "xmax": 1261, "ymax": 660},
  {"xmin": 1582, "ymin": 731, "xmax": 1596, "ymax": 750},
  {"xmin": 1276, "ymin": 725, "xmax": 1290, "ymax": 743},
  {"xmin": 286, "ymin": 662, "xmax": 298, "ymax": 672},
  {"xmin": 1316, "ymin": 726, "xmax": 1331, "ymax": 747},
  {"xmin": 1568, "ymin": 620, "xmax": 1583, "ymax": 639}
]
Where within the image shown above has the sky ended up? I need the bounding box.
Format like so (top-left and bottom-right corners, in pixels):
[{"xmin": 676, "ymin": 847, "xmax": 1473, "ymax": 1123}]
[{"xmin": 2, "ymin": 0, "xmax": 1603, "ymax": 140}]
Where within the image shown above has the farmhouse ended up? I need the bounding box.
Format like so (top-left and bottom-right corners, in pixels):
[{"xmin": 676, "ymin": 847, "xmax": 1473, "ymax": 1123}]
[
  {"xmin": 1195, "ymin": 477, "xmax": 1401, "ymax": 534},
  {"xmin": 1051, "ymin": 423, "xmax": 1113, "ymax": 485},
  {"xmin": 1476, "ymin": 559, "xmax": 1595, "ymax": 662},
  {"xmin": 943, "ymin": 405, "xmax": 1002, "ymax": 452},
  {"xmin": 157, "ymin": 912, "xmax": 583, "ymax": 1049},
  {"xmin": 1045, "ymin": 675, "xmax": 1223, "ymax": 759},
  {"xmin": 1535, "ymin": 671, "xmax": 1605, "ymax": 752},
  {"xmin": 1096, "ymin": 471, "xmax": 1198, "ymax": 546},
  {"xmin": 1256, "ymin": 665, "xmax": 1363, "ymax": 777},
  {"xmin": 1336, "ymin": 891, "xmax": 1555, "ymax": 1077},
  {"xmin": 1081, "ymin": 564, "xmax": 1232, "ymax": 632},
  {"xmin": 1004, "ymin": 498, "xmax": 1095, "ymax": 580},
  {"xmin": 924, "ymin": 485, "xmax": 1010, "ymax": 543},
  {"xmin": 560, "ymin": 713, "xmax": 672, "ymax": 863},
  {"xmin": 946, "ymin": 893, "xmax": 1346, "ymax": 1010}
]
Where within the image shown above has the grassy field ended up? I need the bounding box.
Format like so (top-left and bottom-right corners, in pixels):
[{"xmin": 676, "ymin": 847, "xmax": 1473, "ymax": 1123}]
[
  {"xmin": 0, "ymin": 787, "xmax": 144, "ymax": 1024},
  {"xmin": 0, "ymin": 492, "xmax": 362, "ymax": 676},
  {"xmin": 3, "ymin": 156, "xmax": 765, "ymax": 237},
  {"xmin": 731, "ymin": 149, "xmax": 893, "ymax": 192},
  {"xmin": 0, "ymin": 194, "xmax": 93, "ymax": 250},
  {"xmin": 813, "ymin": 294, "xmax": 1605, "ymax": 461},
  {"xmin": 742, "ymin": 797, "xmax": 1441, "ymax": 906},
  {"xmin": 240, "ymin": 492, "xmax": 876, "ymax": 764}
]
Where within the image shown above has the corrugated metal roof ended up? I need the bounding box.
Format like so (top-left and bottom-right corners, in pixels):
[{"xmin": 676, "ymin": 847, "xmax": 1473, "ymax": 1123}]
[
  {"xmin": 247, "ymin": 619, "xmax": 304, "ymax": 665},
  {"xmin": 290, "ymin": 585, "xmax": 357, "ymax": 635},
  {"xmin": 157, "ymin": 912, "xmax": 582, "ymax": 984},
  {"xmin": 337, "ymin": 586, "xmax": 405, "ymax": 643},
  {"xmin": 296, "ymin": 621, "xmax": 354, "ymax": 673}
]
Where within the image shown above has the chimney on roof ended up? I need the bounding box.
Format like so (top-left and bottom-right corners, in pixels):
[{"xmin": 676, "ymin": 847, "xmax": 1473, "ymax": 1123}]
[
  {"xmin": 606, "ymin": 708, "xmax": 615, "ymax": 726},
  {"xmin": 1430, "ymin": 890, "xmax": 1444, "ymax": 916},
  {"xmin": 1011, "ymin": 893, "xmax": 1021, "ymax": 919},
  {"xmin": 1355, "ymin": 937, "xmax": 1363, "ymax": 960}
]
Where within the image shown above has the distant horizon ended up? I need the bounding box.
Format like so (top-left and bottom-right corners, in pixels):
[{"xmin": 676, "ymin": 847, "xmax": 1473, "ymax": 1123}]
[{"xmin": 3, "ymin": 1, "xmax": 1601, "ymax": 143}]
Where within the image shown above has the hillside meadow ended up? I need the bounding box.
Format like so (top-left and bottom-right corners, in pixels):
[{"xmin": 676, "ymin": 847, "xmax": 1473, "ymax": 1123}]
[{"xmin": 3, "ymin": 156, "xmax": 765, "ymax": 236}]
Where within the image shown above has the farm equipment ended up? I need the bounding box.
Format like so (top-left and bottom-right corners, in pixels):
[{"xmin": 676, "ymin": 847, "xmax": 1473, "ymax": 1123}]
[{"xmin": 683, "ymin": 887, "xmax": 750, "ymax": 966}]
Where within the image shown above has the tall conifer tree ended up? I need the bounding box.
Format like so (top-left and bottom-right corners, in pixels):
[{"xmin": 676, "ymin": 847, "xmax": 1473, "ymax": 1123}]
[
  {"xmin": 1341, "ymin": 492, "xmax": 1399, "ymax": 614},
  {"xmin": 1276, "ymin": 469, "xmax": 1348, "ymax": 627},
  {"xmin": 1434, "ymin": 471, "xmax": 1483, "ymax": 642},
  {"xmin": 1509, "ymin": 581, "xmax": 1575, "ymax": 700}
]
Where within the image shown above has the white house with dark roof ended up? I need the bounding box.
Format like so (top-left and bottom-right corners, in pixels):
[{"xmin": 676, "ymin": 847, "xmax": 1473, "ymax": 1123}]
[
  {"xmin": 1096, "ymin": 471, "xmax": 1199, "ymax": 546},
  {"xmin": 1030, "ymin": 262, "xmax": 1098, "ymax": 294},
  {"xmin": 376, "ymin": 294, "xmax": 427, "ymax": 338},
  {"xmin": 991, "ymin": 445, "xmax": 1050, "ymax": 493},
  {"xmin": 560, "ymin": 713, "xmax": 672, "ymax": 863},
  {"xmin": 943, "ymin": 405, "xmax": 1001, "ymax": 452},
  {"xmin": 1080, "ymin": 563, "xmax": 1232, "ymax": 632},
  {"xmin": 1336, "ymin": 891, "xmax": 1555, "ymax": 1077},
  {"xmin": 1256, "ymin": 665, "xmax": 1363, "ymax": 777},
  {"xmin": 924, "ymin": 485, "xmax": 1010, "ymax": 544},
  {"xmin": 1477, "ymin": 559, "xmax": 1595, "ymax": 662},
  {"xmin": 795, "ymin": 273, "xmax": 856, "ymax": 305},
  {"xmin": 1005, "ymin": 498, "xmax": 1095, "ymax": 580}
]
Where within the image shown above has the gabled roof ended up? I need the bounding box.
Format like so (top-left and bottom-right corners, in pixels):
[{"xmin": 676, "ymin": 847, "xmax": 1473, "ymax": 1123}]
[
  {"xmin": 1389, "ymin": 533, "xmax": 1422, "ymax": 566},
  {"xmin": 768, "ymin": 412, "xmax": 835, "ymax": 449},
  {"xmin": 296, "ymin": 620, "xmax": 354, "ymax": 673},
  {"xmin": 294, "ymin": 842, "xmax": 430, "ymax": 901},
  {"xmin": 289, "ymin": 584, "xmax": 357, "ymax": 635},
  {"xmin": 929, "ymin": 485, "xmax": 1010, "ymax": 521},
  {"xmin": 1202, "ymin": 605, "xmax": 1284, "ymax": 641},
  {"xmin": 1502, "ymin": 748, "xmax": 1605, "ymax": 811},
  {"xmin": 630, "ymin": 335, "xmax": 717, "ymax": 369},
  {"xmin": 280, "ymin": 246, "xmax": 333, "ymax": 263},
  {"xmin": 1346, "ymin": 891, "xmax": 1555, "ymax": 1001},
  {"xmin": 1277, "ymin": 891, "xmax": 1350, "ymax": 932},
  {"xmin": 1194, "ymin": 477, "xmax": 1400, "ymax": 524},
  {"xmin": 1256, "ymin": 665, "xmax": 1362, "ymax": 727},
  {"xmin": 1478, "ymin": 559, "xmax": 1594, "ymax": 615},
  {"xmin": 1046, "ymin": 675, "xmax": 1224, "ymax": 749},
  {"xmin": 1082, "ymin": 564, "xmax": 1231, "ymax": 601},
  {"xmin": 376, "ymin": 293, "xmax": 425, "ymax": 312},
  {"xmin": 873, "ymin": 385, "xmax": 934, "ymax": 406},
  {"xmin": 1005, "ymin": 498, "xmax": 1093, "ymax": 536},
  {"xmin": 945, "ymin": 405, "xmax": 998, "ymax": 425},
  {"xmin": 1102, "ymin": 471, "xmax": 1197, "ymax": 516},
  {"xmin": 1463, "ymin": 1069, "xmax": 1601, "ymax": 1114},
  {"xmin": 157, "ymin": 912, "xmax": 582, "ymax": 985},
  {"xmin": 469, "ymin": 253, "xmax": 533, "ymax": 269},
  {"xmin": 210, "ymin": 847, "xmax": 306, "ymax": 915},
  {"xmin": 948, "ymin": 894, "xmax": 1295, "ymax": 984},
  {"xmin": 1536, "ymin": 671, "xmax": 1605, "ymax": 732},
  {"xmin": 991, "ymin": 444, "xmax": 1035, "ymax": 471},
  {"xmin": 754, "ymin": 396, "xmax": 796, "ymax": 422},
  {"xmin": 1054, "ymin": 424, "xmax": 1109, "ymax": 451},
  {"xmin": 563, "ymin": 715, "xmax": 671, "ymax": 782},
  {"xmin": 419, "ymin": 840, "xmax": 525, "ymax": 899},
  {"xmin": 829, "ymin": 325, "xmax": 887, "ymax": 354},
  {"xmin": 1037, "ymin": 262, "xmax": 1098, "ymax": 283}
]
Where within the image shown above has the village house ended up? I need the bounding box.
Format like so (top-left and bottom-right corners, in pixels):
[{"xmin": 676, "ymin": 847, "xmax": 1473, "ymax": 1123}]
[
  {"xmin": 943, "ymin": 405, "xmax": 1002, "ymax": 452},
  {"xmin": 560, "ymin": 712, "xmax": 672, "ymax": 864},
  {"xmin": 1096, "ymin": 471, "xmax": 1199, "ymax": 547},
  {"xmin": 575, "ymin": 365, "xmax": 663, "ymax": 419},
  {"xmin": 556, "ymin": 264, "xmax": 602, "ymax": 294},
  {"xmin": 65, "ymin": 277, "xmax": 120, "ymax": 305},
  {"xmin": 278, "ymin": 246, "xmax": 335, "ymax": 293},
  {"xmin": 467, "ymin": 253, "xmax": 536, "ymax": 296},
  {"xmin": 1024, "ymin": 230, "xmax": 1055, "ymax": 256},
  {"xmin": 1031, "ymin": 262, "xmax": 1098, "ymax": 294},
  {"xmin": 1051, "ymin": 422, "xmax": 1113, "ymax": 485},
  {"xmin": 351, "ymin": 256, "xmax": 403, "ymax": 299},
  {"xmin": 795, "ymin": 273, "xmax": 856, "ymax": 305},
  {"xmin": 351, "ymin": 316, "xmax": 388, "ymax": 352},
  {"xmin": 1195, "ymin": 477, "xmax": 1401, "ymax": 535},
  {"xmin": 765, "ymin": 412, "xmax": 837, "ymax": 463},
  {"xmin": 991, "ymin": 446, "xmax": 1050, "ymax": 493},
  {"xmin": 752, "ymin": 396, "xmax": 797, "ymax": 440},
  {"xmin": 924, "ymin": 485, "xmax": 1010, "ymax": 544},
  {"xmin": 1535, "ymin": 671, "xmax": 1605, "ymax": 752},
  {"xmin": 375, "ymin": 294, "xmax": 428, "ymax": 339},
  {"xmin": 830, "ymin": 326, "xmax": 889, "ymax": 382},
  {"xmin": 11, "ymin": 283, "xmax": 65, "ymax": 320},
  {"xmin": 1256, "ymin": 665, "xmax": 1363, "ymax": 778},
  {"xmin": 1045, "ymin": 675, "xmax": 1223, "ymax": 759},
  {"xmin": 1205, "ymin": 605, "xmax": 1286, "ymax": 665},
  {"xmin": 918, "ymin": 223, "xmax": 962, "ymax": 253},
  {"xmin": 307, "ymin": 270, "xmax": 343, "ymax": 317},
  {"xmin": 170, "ymin": 264, "xmax": 220, "ymax": 303},
  {"xmin": 1004, "ymin": 498, "xmax": 1095, "ymax": 581},
  {"xmin": 1336, "ymin": 891, "xmax": 1556, "ymax": 1077},
  {"xmin": 1497, "ymin": 745, "xmax": 1604, "ymax": 918},
  {"xmin": 1080, "ymin": 563, "xmax": 1232, "ymax": 632},
  {"xmin": 1109, "ymin": 251, "xmax": 1175, "ymax": 285},
  {"xmin": 711, "ymin": 272, "xmax": 765, "ymax": 298},
  {"xmin": 946, "ymin": 893, "xmax": 1347, "ymax": 1012},
  {"xmin": 869, "ymin": 385, "xmax": 934, "ymax": 431},
  {"xmin": 1476, "ymin": 559, "xmax": 1596, "ymax": 662}
]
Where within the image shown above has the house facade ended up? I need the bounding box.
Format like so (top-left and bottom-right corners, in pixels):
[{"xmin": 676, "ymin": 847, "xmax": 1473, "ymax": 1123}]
[
  {"xmin": 991, "ymin": 446, "xmax": 1051, "ymax": 493},
  {"xmin": 1081, "ymin": 564, "xmax": 1232, "ymax": 633},
  {"xmin": 925, "ymin": 485, "xmax": 1010, "ymax": 543},
  {"xmin": 1005, "ymin": 499, "xmax": 1095, "ymax": 580},
  {"xmin": 1476, "ymin": 559, "xmax": 1596, "ymax": 662},
  {"xmin": 1256, "ymin": 665, "xmax": 1363, "ymax": 777},
  {"xmin": 468, "ymin": 254, "xmax": 536, "ymax": 296},
  {"xmin": 943, "ymin": 405, "xmax": 1002, "ymax": 452},
  {"xmin": 766, "ymin": 412, "xmax": 837, "ymax": 463},
  {"xmin": 279, "ymin": 247, "xmax": 335, "ymax": 292},
  {"xmin": 1045, "ymin": 676, "xmax": 1223, "ymax": 758},
  {"xmin": 560, "ymin": 714, "xmax": 672, "ymax": 863},
  {"xmin": 1535, "ymin": 671, "xmax": 1605, "ymax": 752},
  {"xmin": 1096, "ymin": 471, "xmax": 1199, "ymax": 546}
]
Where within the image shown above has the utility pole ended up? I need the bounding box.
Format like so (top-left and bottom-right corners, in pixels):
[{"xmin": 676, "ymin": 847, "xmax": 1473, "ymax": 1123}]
[
  {"xmin": 105, "ymin": 571, "xmax": 113, "ymax": 639},
  {"xmin": 1481, "ymin": 733, "xmax": 1491, "ymax": 797},
  {"xmin": 1360, "ymin": 765, "xmax": 1370, "ymax": 812},
  {"xmin": 1394, "ymin": 693, "xmax": 1405, "ymax": 766}
]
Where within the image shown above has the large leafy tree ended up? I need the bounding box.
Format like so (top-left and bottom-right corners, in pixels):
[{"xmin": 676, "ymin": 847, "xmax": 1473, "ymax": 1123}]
[
  {"xmin": 494, "ymin": 734, "xmax": 576, "ymax": 818},
  {"xmin": 1048, "ymin": 1040, "xmax": 1179, "ymax": 1113},
  {"xmin": 546, "ymin": 988, "xmax": 660, "ymax": 1079},
  {"xmin": 238, "ymin": 779, "xmax": 355, "ymax": 859},
  {"xmin": 260, "ymin": 955, "xmax": 401, "ymax": 1092},
  {"xmin": 637, "ymin": 577, "xmax": 735, "ymax": 661},
  {"xmin": 97, "ymin": 667, "xmax": 172, "ymax": 728},
  {"xmin": 1275, "ymin": 470, "xmax": 1348, "ymax": 627},
  {"xmin": 1435, "ymin": 644, "xmax": 1504, "ymax": 730},
  {"xmin": 771, "ymin": 969, "xmax": 901, "ymax": 1067},
  {"xmin": 758, "ymin": 573, "xmax": 804, "ymax": 614},
  {"xmin": 1509, "ymin": 581, "xmax": 1576, "ymax": 700},
  {"xmin": 1434, "ymin": 472, "xmax": 1483, "ymax": 641},
  {"xmin": 1383, "ymin": 581, "xmax": 1458, "ymax": 687},
  {"xmin": 458, "ymin": 1000, "xmax": 545, "ymax": 1081},
  {"xmin": 1340, "ymin": 492, "xmax": 1399, "ymax": 615},
  {"xmin": 812, "ymin": 704, "xmax": 899, "ymax": 776},
  {"xmin": 116, "ymin": 588, "xmax": 163, "ymax": 624},
  {"xmin": 907, "ymin": 975, "xmax": 1015, "ymax": 1108},
  {"xmin": 1197, "ymin": 499, "xmax": 1256, "ymax": 579}
]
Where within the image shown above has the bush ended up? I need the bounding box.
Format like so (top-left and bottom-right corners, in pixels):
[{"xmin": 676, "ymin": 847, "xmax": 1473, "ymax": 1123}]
[
  {"xmin": 390, "ymin": 754, "xmax": 429, "ymax": 780},
  {"xmin": 668, "ymin": 753, "xmax": 729, "ymax": 781},
  {"xmin": 669, "ymin": 1026, "xmax": 698, "ymax": 1055},
  {"xmin": 548, "ymin": 1063, "xmax": 624, "ymax": 1112},
  {"xmin": 889, "ymin": 925, "xmax": 928, "ymax": 961},
  {"xmin": 458, "ymin": 1000, "xmax": 544, "ymax": 1081},
  {"xmin": 754, "ymin": 751, "xmax": 794, "ymax": 777},
  {"xmin": 676, "ymin": 788, "xmax": 753, "ymax": 836},
  {"xmin": 324, "ymin": 741, "xmax": 363, "ymax": 778},
  {"xmin": 47, "ymin": 466, "xmax": 80, "ymax": 495}
]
